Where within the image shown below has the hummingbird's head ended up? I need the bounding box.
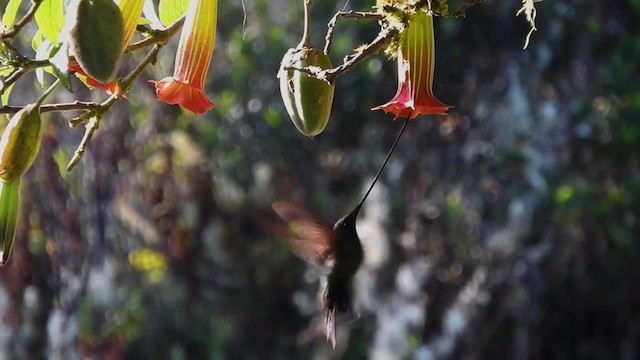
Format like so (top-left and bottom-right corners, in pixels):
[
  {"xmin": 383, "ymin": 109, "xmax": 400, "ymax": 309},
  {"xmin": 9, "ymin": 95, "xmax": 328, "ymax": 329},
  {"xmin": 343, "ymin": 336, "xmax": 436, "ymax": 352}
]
[
  {"xmin": 331, "ymin": 204, "xmax": 364, "ymax": 265},
  {"xmin": 332, "ymin": 203, "xmax": 362, "ymax": 232}
]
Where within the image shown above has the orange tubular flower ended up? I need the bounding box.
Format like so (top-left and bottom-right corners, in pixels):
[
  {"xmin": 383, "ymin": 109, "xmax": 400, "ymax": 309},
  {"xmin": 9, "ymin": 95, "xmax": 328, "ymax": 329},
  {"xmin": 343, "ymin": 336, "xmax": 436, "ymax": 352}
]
[
  {"xmin": 372, "ymin": 10, "xmax": 451, "ymax": 119},
  {"xmin": 151, "ymin": 0, "xmax": 217, "ymax": 114},
  {"xmin": 118, "ymin": 0, "xmax": 145, "ymax": 48},
  {"xmin": 69, "ymin": 61, "xmax": 124, "ymax": 96}
]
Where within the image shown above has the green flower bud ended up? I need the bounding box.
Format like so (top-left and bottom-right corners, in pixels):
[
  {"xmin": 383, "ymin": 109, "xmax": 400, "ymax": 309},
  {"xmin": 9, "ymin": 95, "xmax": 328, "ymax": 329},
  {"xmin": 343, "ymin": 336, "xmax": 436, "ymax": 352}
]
[
  {"xmin": 279, "ymin": 47, "xmax": 335, "ymax": 138},
  {"xmin": 0, "ymin": 104, "xmax": 43, "ymax": 183},
  {"xmin": 68, "ymin": 0, "xmax": 125, "ymax": 83}
]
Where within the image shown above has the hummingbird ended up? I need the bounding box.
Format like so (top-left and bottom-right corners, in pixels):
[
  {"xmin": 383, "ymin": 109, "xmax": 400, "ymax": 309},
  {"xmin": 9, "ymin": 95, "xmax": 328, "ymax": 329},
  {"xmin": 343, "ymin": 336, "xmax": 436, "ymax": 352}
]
[
  {"xmin": 271, "ymin": 201, "xmax": 364, "ymax": 347},
  {"xmin": 271, "ymin": 118, "xmax": 410, "ymax": 347}
]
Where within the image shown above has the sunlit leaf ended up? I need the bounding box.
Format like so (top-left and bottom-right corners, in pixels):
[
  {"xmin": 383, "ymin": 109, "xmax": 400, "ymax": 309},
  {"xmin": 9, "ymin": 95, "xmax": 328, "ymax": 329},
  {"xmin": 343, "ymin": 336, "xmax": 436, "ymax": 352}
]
[
  {"xmin": 1, "ymin": 0, "xmax": 22, "ymax": 31},
  {"xmin": 52, "ymin": 147, "xmax": 70, "ymax": 179},
  {"xmin": 1, "ymin": 83, "xmax": 14, "ymax": 106},
  {"xmin": 0, "ymin": 180, "xmax": 20, "ymax": 266},
  {"xmin": 31, "ymin": 30, "xmax": 44, "ymax": 52},
  {"xmin": 33, "ymin": 40, "xmax": 71, "ymax": 91},
  {"xmin": 0, "ymin": 65, "xmax": 13, "ymax": 76},
  {"xmin": 158, "ymin": 0, "xmax": 188, "ymax": 26},
  {"xmin": 49, "ymin": 43, "xmax": 72, "ymax": 92},
  {"xmin": 142, "ymin": 0, "xmax": 164, "ymax": 29},
  {"xmin": 35, "ymin": 39, "xmax": 54, "ymax": 86},
  {"xmin": 34, "ymin": 0, "xmax": 65, "ymax": 43}
]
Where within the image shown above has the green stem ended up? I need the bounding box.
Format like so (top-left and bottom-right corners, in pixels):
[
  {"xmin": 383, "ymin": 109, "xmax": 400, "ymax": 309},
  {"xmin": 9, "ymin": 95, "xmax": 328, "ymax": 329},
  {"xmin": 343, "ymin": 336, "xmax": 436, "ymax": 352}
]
[
  {"xmin": 0, "ymin": 179, "xmax": 20, "ymax": 266},
  {"xmin": 298, "ymin": 0, "xmax": 312, "ymax": 48},
  {"xmin": 35, "ymin": 78, "xmax": 61, "ymax": 107}
]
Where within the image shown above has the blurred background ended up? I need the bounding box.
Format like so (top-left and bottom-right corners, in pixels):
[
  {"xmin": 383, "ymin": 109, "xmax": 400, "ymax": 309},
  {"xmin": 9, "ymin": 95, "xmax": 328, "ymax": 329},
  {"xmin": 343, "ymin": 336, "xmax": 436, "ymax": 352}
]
[{"xmin": 1, "ymin": 0, "xmax": 640, "ymax": 359}]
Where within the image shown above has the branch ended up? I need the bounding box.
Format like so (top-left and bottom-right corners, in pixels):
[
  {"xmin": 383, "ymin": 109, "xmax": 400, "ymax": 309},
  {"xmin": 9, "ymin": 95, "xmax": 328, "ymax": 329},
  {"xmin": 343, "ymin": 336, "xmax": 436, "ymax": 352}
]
[
  {"xmin": 286, "ymin": 23, "xmax": 398, "ymax": 84},
  {"xmin": 324, "ymin": 11, "xmax": 385, "ymax": 55},
  {"xmin": 0, "ymin": 68, "xmax": 25, "ymax": 95},
  {"xmin": 517, "ymin": 0, "xmax": 540, "ymax": 49},
  {"xmin": 67, "ymin": 115, "xmax": 99, "ymax": 171},
  {"xmin": 0, "ymin": 0, "xmax": 43, "ymax": 40},
  {"xmin": 0, "ymin": 59, "xmax": 52, "ymax": 96},
  {"xmin": 126, "ymin": 16, "xmax": 185, "ymax": 53},
  {"xmin": 121, "ymin": 43, "xmax": 162, "ymax": 91},
  {"xmin": 1, "ymin": 16, "xmax": 184, "ymax": 98},
  {"xmin": 66, "ymin": 39, "xmax": 171, "ymax": 169},
  {"xmin": 0, "ymin": 101, "xmax": 97, "ymax": 115}
]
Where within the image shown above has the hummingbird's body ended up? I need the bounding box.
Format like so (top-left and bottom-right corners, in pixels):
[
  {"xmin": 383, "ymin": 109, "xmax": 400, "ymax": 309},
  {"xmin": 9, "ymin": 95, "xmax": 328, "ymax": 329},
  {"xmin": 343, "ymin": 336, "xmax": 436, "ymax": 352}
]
[
  {"xmin": 270, "ymin": 117, "xmax": 411, "ymax": 348},
  {"xmin": 323, "ymin": 205, "xmax": 364, "ymax": 346},
  {"xmin": 271, "ymin": 202, "xmax": 364, "ymax": 347}
]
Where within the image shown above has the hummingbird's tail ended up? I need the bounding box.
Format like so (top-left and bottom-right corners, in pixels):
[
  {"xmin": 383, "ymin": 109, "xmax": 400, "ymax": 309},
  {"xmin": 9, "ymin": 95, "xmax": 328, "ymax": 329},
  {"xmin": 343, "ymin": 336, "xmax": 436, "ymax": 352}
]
[{"xmin": 322, "ymin": 276, "xmax": 351, "ymax": 348}]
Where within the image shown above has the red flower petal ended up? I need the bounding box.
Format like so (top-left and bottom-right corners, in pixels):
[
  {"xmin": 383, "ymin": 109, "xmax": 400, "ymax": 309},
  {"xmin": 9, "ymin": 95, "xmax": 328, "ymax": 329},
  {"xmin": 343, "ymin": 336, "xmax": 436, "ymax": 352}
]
[
  {"xmin": 373, "ymin": 11, "xmax": 451, "ymax": 119},
  {"xmin": 69, "ymin": 61, "xmax": 126, "ymax": 97},
  {"xmin": 151, "ymin": 77, "xmax": 215, "ymax": 115}
]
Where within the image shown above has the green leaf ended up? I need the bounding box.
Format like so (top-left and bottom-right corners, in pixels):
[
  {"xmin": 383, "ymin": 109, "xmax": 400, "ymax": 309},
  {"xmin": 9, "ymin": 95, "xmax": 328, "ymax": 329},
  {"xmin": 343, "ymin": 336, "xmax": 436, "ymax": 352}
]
[
  {"xmin": 159, "ymin": 0, "xmax": 189, "ymax": 26},
  {"xmin": 31, "ymin": 30, "xmax": 44, "ymax": 52},
  {"xmin": 0, "ymin": 179, "xmax": 20, "ymax": 266},
  {"xmin": 1, "ymin": 0, "xmax": 22, "ymax": 31},
  {"xmin": 33, "ymin": 40, "xmax": 71, "ymax": 92},
  {"xmin": 0, "ymin": 66, "xmax": 13, "ymax": 76},
  {"xmin": 1, "ymin": 83, "xmax": 14, "ymax": 106},
  {"xmin": 142, "ymin": 0, "xmax": 164, "ymax": 29},
  {"xmin": 34, "ymin": 0, "xmax": 64, "ymax": 43},
  {"xmin": 52, "ymin": 147, "xmax": 70, "ymax": 179},
  {"xmin": 35, "ymin": 39, "xmax": 54, "ymax": 86},
  {"xmin": 49, "ymin": 44, "xmax": 73, "ymax": 92}
]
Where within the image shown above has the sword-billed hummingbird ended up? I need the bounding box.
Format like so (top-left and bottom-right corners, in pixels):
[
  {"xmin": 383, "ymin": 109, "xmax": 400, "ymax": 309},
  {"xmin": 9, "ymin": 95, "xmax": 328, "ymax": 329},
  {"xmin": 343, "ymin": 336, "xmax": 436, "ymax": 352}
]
[{"xmin": 272, "ymin": 118, "xmax": 409, "ymax": 347}]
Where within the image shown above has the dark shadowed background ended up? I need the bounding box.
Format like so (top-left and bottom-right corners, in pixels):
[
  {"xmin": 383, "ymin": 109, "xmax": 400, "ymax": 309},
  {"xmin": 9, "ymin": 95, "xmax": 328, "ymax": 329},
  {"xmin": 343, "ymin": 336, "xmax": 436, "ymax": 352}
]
[{"xmin": 1, "ymin": 0, "xmax": 639, "ymax": 359}]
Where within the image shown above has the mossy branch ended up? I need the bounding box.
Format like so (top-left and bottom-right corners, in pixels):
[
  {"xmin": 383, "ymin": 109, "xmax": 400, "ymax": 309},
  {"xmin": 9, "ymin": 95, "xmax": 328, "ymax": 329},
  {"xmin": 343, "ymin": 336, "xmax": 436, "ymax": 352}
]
[{"xmin": 285, "ymin": 0, "xmax": 487, "ymax": 85}]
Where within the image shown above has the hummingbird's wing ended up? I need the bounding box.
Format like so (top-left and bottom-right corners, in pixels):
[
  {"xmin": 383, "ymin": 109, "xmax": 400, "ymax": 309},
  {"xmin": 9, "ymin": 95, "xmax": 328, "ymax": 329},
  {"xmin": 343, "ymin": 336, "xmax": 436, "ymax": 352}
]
[{"xmin": 272, "ymin": 201, "xmax": 335, "ymax": 267}]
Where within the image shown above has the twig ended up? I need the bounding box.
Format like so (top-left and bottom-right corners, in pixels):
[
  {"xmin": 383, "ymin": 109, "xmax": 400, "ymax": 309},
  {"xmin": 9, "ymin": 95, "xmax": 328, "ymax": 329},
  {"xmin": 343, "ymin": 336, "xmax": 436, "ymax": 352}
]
[
  {"xmin": 70, "ymin": 31, "xmax": 176, "ymax": 128},
  {"xmin": 126, "ymin": 17, "xmax": 185, "ymax": 53},
  {"xmin": 324, "ymin": 11, "xmax": 385, "ymax": 55},
  {"xmin": 67, "ymin": 115, "xmax": 100, "ymax": 171},
  {"xmin": 0, "ymin": 101, "xmax": 97, "ymax": 115},
  {"xmin": 34, "ymin": 78, "xmax": 61, "ymax": 107},
  {"xmin": 121, "ymin": 44, "xmax": 162, "ymax": 91},
  {"xmin": 0, "ymin": 68, "xmax": 26, "ymax": 96},
  {"xmin": 286, "ymin": 23, "xmax": 398, "ymax": 84},
  {"xmin": 66, "ymin": 40, "xmax": 168, "ymax": 169},
  {"xmin": 0, "ymin": 0, "xmax": 43, "ymax": 40},
  {"xmin": 0, "ymin": 58, "xmax": 52, "ymax": 96},
  {"xmin": 1, "ymin": 15, "xmax": 183, "ymax": 99}
]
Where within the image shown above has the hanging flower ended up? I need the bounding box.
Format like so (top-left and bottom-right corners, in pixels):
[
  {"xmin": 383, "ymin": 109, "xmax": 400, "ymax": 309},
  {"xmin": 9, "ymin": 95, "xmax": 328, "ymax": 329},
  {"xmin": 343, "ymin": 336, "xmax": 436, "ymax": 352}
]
[
  {"xmin": 69, "ymin": 61, "xmax": 125, "ymax": 96},
  {"xmin": 69, "ymin": 0, "xmax": 144, "ymax": 97},
  {"xmin": 150, "ymin": 0, "xmax": 217, "ymax": 115},
  {"xmin": 118, "ymin": 0, "xmax": 145, "ymax": 49},
  {"xmin": 372, "ymin": 10, "xmax": 451, "ymax": 119}
]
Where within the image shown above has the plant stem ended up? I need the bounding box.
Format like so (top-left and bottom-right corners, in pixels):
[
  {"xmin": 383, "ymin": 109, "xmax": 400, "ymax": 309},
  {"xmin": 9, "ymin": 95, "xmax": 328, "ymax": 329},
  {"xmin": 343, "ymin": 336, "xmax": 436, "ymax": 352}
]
[
  {"xmin": 298, "ymin": 0, "xmax": 313, "ymax": 48},
  {"xmin": 35, "ymin": 79, "xmax": 61, "ymax": 107},
  {"xmin": 0, "ymin": 0, "xmax": 43, "ymax": 40}
]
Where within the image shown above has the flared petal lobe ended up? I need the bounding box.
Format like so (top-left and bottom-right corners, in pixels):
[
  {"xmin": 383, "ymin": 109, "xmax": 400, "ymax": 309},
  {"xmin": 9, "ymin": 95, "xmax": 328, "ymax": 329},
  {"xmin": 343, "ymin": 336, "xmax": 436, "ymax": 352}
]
[
  {"xmin": 373, "ymin": 11, "xmax": 451, "ymax": 119},
  {"xmin": 151, "ymin": 0, "xmax": 217, "ymax": 114},
  {"xmin": 152, "ymin": 77, "xmax": 214, "ymax": 114}
]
